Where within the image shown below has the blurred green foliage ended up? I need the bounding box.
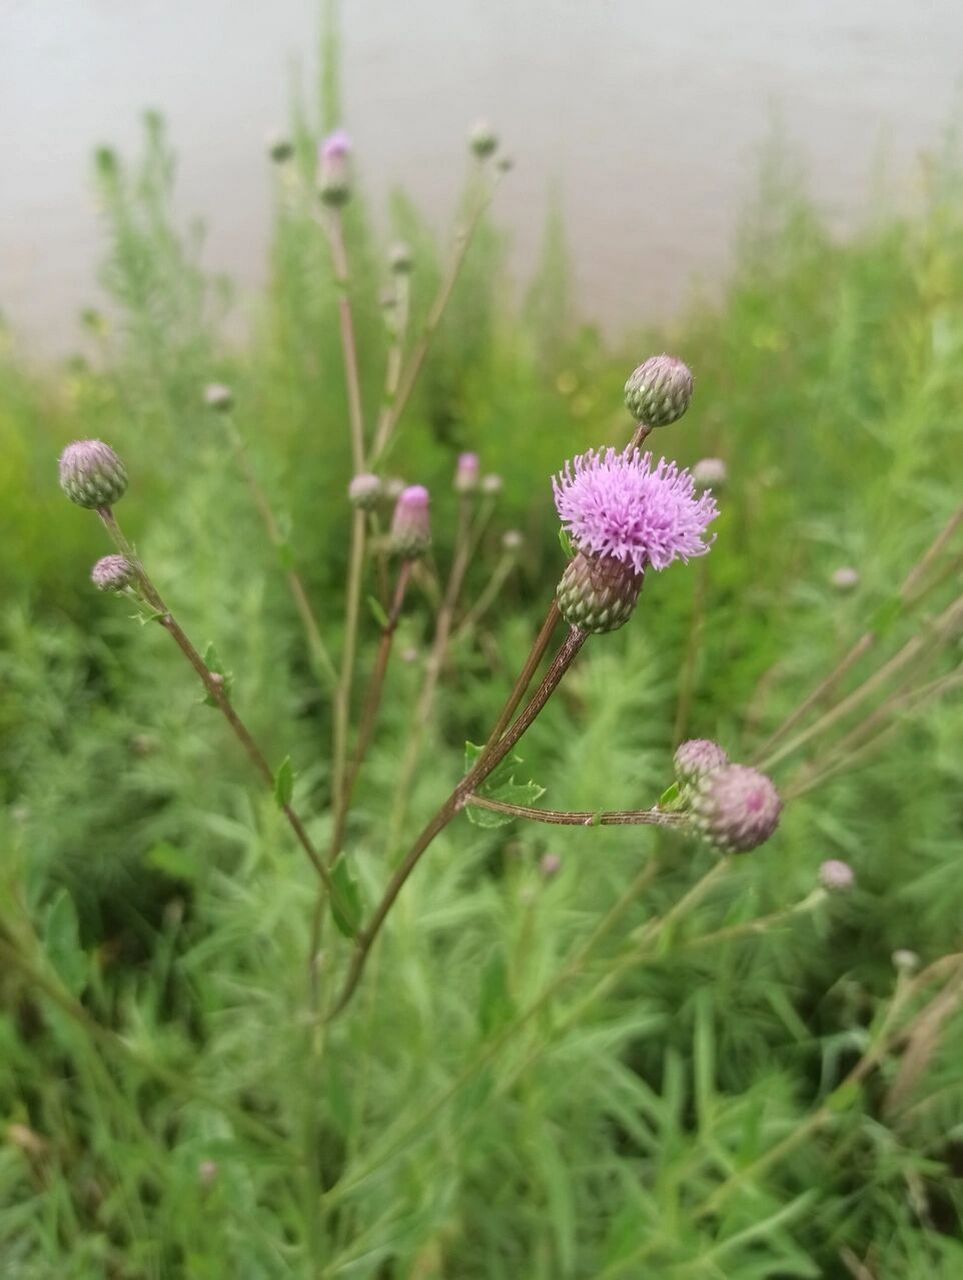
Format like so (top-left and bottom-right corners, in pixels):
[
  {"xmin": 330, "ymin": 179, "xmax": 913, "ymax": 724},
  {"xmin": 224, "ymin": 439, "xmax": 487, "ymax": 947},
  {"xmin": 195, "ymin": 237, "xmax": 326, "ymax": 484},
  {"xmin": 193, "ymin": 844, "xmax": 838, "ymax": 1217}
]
[{"xmin": 1, "ymin": 95, "xmax": 963, "ymax": 1278}]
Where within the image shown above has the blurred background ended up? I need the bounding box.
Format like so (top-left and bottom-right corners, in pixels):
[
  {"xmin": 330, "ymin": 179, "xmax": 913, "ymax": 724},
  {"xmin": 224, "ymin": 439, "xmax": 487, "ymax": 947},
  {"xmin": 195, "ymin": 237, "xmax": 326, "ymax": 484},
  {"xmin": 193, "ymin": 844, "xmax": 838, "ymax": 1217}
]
[{"xmin": 5, "ymin": 0, "xmax": 963, "ymax": 355}]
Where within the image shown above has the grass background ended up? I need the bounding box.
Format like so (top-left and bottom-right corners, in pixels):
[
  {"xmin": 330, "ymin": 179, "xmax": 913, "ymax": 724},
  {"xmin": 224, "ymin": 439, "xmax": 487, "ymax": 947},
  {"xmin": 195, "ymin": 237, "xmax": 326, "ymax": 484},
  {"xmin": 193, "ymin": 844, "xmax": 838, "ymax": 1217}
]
[{"xmin": 1, "ymin": 63, "xmax": 963, "ymax": 1280}]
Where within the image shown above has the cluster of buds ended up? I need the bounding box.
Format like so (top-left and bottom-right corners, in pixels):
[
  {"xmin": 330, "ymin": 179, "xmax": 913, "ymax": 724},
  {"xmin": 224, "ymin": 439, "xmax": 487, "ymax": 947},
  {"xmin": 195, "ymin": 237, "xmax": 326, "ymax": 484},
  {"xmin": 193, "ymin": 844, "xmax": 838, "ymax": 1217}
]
[{"xmin": 673, "ymin": 739, "xmax": 782, "ymax": 854}]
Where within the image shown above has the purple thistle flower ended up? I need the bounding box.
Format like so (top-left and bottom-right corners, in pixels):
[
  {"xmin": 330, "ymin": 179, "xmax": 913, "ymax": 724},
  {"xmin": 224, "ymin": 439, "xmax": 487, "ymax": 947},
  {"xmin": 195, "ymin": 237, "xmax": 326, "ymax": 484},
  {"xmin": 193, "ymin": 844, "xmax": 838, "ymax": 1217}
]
[
  {"xmin": 690, "ymin": 764, "xmax": 782, "ymax": 855},
  {"xmin": 553, "ymin": 448, "xmax": 718, "ymax": 575},
  {"xmin": 318, "ymin": 130, "xmax": 352, "ymax": 206}
]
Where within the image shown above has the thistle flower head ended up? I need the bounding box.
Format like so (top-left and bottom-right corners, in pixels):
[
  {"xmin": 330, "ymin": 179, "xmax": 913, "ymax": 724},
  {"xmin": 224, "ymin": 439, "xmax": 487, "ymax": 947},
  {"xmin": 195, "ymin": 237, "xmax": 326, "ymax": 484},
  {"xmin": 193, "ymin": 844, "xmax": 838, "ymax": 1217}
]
[
  {"xmin": 59, "ymin": 439, "xmax": 128, "ymax": 509},
  {"xmin": 318, "ymin": 129, "xmax": 352, "ymax": 205},
  {"xmin": 454, "ymin": 452, "xmax": 480, "ymax": 494},
  {"xmin": 389, "ymin": 484, "xmax": 431, "ymax": 558},
  {"xmin": 266, "ymin": 132, "xmax": 293, "ymax": 164},
  {"xmin": 624, "ymin": 354, "xmax": 694, "ymax": 426},
  {"xmin": 692, "ymin": 457, "xmax": 727, "ymax": 491},
  {"xmin": 539, "ymin": 852, "xmax": 562, "ymax": 879},
  {"xmin": 892, "ymin": 949, "xmax": 920, "ymax": 974},
  {"xmin": 91, "ymin": 554, "xmax": 135, "ymax": 593},
  {"xmin": 831, "ymin": 566, "xmax": 860, "ymax": 593},
  {"xmin": 389, "ymin": 241, "xmax": 414, "ymax": 274},
  {"xmin": 553, "ymin": 448, "xmax": 718, "ymax": 575},
  {"xmin": 674, "ymin": 738, "xmax": 729, "ymax": 787},
  {"xmin": 690, "ymin": 764, "xmax": 782, "ymax": 854},
  {"xmin": 469, "ymin": 119, "xmax": 498, "ymax": 158},
  {"xmin": 203, "ymin": 382, "xmax": 234, "ymax": 412},
  {"xmin": 819, "ymin": 859, "xmax": 856, "ymax": 892},
  {"xmin": 348, "ymin": 473, "xmax": 382, "ymax": 510},
  {"xmin": 556, "ymin": 551, "xmax": 643, "ymax": 634}
]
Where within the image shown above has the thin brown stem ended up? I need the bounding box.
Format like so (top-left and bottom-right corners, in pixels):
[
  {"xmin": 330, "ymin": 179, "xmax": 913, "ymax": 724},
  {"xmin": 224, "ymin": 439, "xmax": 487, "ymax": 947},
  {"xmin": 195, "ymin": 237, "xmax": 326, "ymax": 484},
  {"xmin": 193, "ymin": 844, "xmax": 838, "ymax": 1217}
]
[
  {"xmin": 323, "ymin": 211, "xmax": 366, "ymax": 473},
  {"xmin": 223, "ymin": 418, "xmax": 337, "ymax": 686},
  {"xmin": 96, "ymin": 509, "xmax": 343, "ymax": 908},
  {"xmin": 370, "ymin": 172, "xmax": 498, "ymax": 465},
  {"xmin": 464, "ymin": 795, "xmax": 687, "ymax": 828},
  {"xmin": 755, "ymin": 503, "xmax": 963, "ymax": 760},
  {"xmin": 485, "ymin": 600, "xmax": 561, "ymax": 748},
  {"xmin": 327, "ymin": 626, "xmax": 588, "ymax": 1019}
]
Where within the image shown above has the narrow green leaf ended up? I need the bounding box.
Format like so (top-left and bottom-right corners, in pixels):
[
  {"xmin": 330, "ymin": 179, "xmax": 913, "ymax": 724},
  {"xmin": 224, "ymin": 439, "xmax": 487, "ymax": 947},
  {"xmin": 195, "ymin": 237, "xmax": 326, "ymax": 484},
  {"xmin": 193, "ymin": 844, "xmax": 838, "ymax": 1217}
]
[
  {"xmin": 367, "ymin": 594, "xmax": 391, "ymax": 630},
  {"xmin": 330, "ymin": 858, "xmax": 363, "ymax": 938},
  {"xmin": 558, "ymin": 526, "xmax": 575, "ymax": 559},
  {"xmin": 146, "ymin": 841, "xmax": 198, "ymax": 883},
  {"xmin": 44, "ymin": 890, "xmax": 88, "ymax": 997},
  {"xmin": 274, "ymin": 756, "xmax": 294, "ymax": 809},
  {"xmin": 478, "ymin": 953, "xmax": 515, "ymax": 1034},
  {"xmin": 658, "ymin": 781, "xmax": 683, "ymax": 810}
]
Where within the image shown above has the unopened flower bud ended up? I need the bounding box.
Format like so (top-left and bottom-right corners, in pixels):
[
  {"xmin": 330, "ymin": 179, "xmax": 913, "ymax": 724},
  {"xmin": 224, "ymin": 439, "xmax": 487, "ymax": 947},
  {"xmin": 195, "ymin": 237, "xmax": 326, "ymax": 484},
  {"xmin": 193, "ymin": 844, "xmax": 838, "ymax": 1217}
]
[
  {"xmin": 469, "ymin": 119, "xmax": 498, "ymax": 158},
  {"xmin": 388, "ymin": 241, "xmax": 414, "ymax": 274},
  {"xmin": 502, "ymin": 529, "xmax": 523, "ymax": 553},
  {"xmin": 198, "ymin": 1160, "xmax": 219, "ymax": 1188},
  {"xmin": 266, "ymin": 132, "xmax": 294, "ymax": 164},
  {"xmin": 892, "ymin": 949, "xmax": 920, "ymax": 974},
  {"xmin": 674, "ymin": 739, "xmax": 729, "ymax": 787},
  {"xmin": 556, "ymin": 551, "xmax": 644, "ymax": 634},
  {"xmin": 59, "ymin": 440, "xmax": 128, "ymax": 509},
  {"xmin": 624, "ymin": 354, "xmax": 694, "ymax": 427},
  {"xmin": 317, "ymin": 129, "xmax": 352, "ymax": 206},
  {"xmin": 539, "ymin": 852, "xmax": 562, "ymax": 879},
  {"xmin": 348, "ymin": 473, "xmax": 382, "ymax": 510},
  {"xmin": 389, "ymin": 485, "xmax": 431, "ymax": 558},
  {"xmin": 91, "ymin": 555, "xmax": 135, "ymax": 593},
  {"xmin": 482, "ymin": 474, "xmax": 503, "ymax": 495},
  {"xmin": 454, "ymin": 452, "xmax": 480, "ymax": 494},
  {"xmin": 203, "ymin": 383, "xmax": 234, "ymax": 412},
  {"xmin": 831, "ymin": 566, "xmax": 860, "ymax": 593},
  {"xmin": 690, "ymin": 764, "xmax": 782, "ymax": 854},
  {"xmin": 384, "ymin": 476, "xmax": 406, "ymax": 501},
  {"xmin": 692, "ymin": 457, "xmax": 727, "ymax": 491},
  {"xmin": 819, "ymin": 859, "xmax": 855, "ymax": 892}
]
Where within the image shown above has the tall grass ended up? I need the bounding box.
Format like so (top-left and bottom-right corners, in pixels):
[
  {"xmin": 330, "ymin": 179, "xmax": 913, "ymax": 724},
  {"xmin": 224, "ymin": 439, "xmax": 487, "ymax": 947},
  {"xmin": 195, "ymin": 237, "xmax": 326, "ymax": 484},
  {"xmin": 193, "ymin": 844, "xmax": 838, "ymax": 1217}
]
[{"xmin": 2, "ymin": 81, "xmax": 963, "ymax": 1279}]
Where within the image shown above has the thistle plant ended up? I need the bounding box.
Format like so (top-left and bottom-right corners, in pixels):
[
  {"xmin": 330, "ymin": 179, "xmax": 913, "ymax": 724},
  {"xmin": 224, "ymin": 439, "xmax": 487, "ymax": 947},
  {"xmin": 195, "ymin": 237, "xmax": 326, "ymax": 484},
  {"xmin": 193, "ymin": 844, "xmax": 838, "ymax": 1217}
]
[{"xmin": 26, "ymin": 104, "xmax": 963, "ymax": 1277}]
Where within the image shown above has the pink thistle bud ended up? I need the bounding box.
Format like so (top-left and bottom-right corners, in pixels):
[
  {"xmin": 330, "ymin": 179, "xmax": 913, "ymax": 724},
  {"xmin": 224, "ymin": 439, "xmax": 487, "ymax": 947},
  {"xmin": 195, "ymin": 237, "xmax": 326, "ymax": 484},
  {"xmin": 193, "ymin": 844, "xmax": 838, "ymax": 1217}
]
[
  {"xmin": 91, "ymin": 555, "xmax": 135, "ymax": 593},
  {"xmin": 692, "ymin": 457, "xmax": 727, "ymax": 491},
  {"xmin": 203, "ymin": 382, "xmax": 234, "ymax": 412},
  {"xmin": 469, "ymin": 119, "xmax": 498, "ymax": 158},
  {"xmin": 481, "ymin": 474, "xmax": 503, "ymax": 496},
  {"xmin": 674, "ymin": 739, "xmax": 729, "ymax": 787},
  {"xmin": 317, "ymin": 129, "xmax": 352, "ymax": 206},
  {"xmin": 59, "ymin": 439, "xmax": 128, "ymax": 509},
  {"xmin": 690, "ymin": 764, "xmax": 782, "ymax": 854},
  {"xmin": 389, "ymin": 485, "xmax": 431, "ymax": 558},
  {"xmin": 539, "ymin": 852, "xmax": 562, "ymax": 878},
  {"xmin": 819, "ymin": 859, "xmax": 855, "ymax": 892},
  {"xmin": 624, "ymin": 354, "xmax": 694, "ymax": 427},
  {"xmin": 454, "ymin": 453, "xmax": 480, "ymax": 494},
  {"xmin": 831, "ymin": 566, "xmax": 860, "ymax": 593},
  {"xmin": 348, "ymin": 473, "xmax": 382, "ymax": 510}
]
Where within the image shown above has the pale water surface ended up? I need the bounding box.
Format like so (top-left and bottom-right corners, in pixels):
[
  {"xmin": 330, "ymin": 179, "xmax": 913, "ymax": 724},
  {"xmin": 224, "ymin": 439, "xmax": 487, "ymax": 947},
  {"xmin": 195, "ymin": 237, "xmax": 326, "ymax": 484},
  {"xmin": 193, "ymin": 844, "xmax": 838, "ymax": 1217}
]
[{"xmin": 3, "ymin": 0, "xmax": 962, "ymax": 357}]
